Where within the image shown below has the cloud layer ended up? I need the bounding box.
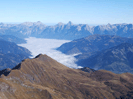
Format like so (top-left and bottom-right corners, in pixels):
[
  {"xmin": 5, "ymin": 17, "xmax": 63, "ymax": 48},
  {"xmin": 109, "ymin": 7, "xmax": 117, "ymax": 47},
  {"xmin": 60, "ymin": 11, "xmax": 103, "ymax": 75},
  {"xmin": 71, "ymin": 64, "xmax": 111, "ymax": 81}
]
[{"xmin": 18, "ymin": 37, "xmax": 81, "ymax": 68}]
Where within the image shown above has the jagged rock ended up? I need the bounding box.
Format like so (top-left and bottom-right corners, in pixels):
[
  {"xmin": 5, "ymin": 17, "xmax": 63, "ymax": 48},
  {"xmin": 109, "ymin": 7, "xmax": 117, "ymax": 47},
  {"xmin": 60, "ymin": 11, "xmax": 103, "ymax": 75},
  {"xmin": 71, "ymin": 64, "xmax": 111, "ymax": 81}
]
[{"xmin": 0, "ymin": 22, "xmax": 133, "ymax": 40}]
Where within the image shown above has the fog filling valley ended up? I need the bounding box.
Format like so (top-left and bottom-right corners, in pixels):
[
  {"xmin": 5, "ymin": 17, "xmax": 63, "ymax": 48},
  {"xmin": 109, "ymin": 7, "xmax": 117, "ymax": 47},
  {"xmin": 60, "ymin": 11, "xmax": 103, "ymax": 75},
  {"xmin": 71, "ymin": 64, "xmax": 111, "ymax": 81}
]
[{"xmin": 18, "ymin": 37, "xmax": 81, "ymax": 69}]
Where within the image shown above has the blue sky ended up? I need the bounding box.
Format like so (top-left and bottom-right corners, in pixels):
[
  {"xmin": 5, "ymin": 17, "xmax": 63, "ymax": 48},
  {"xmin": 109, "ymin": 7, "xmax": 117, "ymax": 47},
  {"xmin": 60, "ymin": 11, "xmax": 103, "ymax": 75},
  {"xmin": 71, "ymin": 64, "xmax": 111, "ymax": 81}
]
[{"xmin": 0, "ymin": 0, "xmax": 133, "ymax": 25}]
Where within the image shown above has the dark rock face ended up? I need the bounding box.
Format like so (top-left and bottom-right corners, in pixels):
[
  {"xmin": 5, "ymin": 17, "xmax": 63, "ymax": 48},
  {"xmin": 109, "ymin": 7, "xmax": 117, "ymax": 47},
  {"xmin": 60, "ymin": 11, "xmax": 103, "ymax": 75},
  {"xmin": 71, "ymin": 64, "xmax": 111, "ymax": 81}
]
[
  {"xmin": 77, "ymin": 43, "xmax": 133, "ymax": 74},
  {"xmin": 0, "ymin": 68, "xmax": 11, "ymax": 76},
  {"xmin": 79, "ymin": 67, "xmax": 96, "ymax": 73}
]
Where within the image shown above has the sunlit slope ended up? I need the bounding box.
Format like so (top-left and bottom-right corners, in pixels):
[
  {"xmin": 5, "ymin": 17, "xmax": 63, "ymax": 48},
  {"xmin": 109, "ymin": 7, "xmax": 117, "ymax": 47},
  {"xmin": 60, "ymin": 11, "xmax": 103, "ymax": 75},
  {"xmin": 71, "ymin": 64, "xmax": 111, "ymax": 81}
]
[{"xmin": 0, "ymin": 54, "xmax": 133, "ymax": 99}]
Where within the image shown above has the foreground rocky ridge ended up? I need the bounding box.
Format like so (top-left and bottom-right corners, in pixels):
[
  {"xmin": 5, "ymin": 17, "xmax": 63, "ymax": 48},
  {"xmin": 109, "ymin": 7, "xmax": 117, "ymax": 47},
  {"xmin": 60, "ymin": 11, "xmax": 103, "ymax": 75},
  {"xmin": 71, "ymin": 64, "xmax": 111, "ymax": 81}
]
[{"xmin": 0, "ymin": 54, "xmax": 133, "ymax": 99}]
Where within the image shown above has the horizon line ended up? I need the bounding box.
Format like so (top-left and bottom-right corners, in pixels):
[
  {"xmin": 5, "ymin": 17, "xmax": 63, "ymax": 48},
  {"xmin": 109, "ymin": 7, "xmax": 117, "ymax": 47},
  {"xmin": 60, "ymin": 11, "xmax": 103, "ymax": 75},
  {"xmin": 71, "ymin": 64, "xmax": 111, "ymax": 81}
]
[{"xmin": 0, "ymin": 21, "xmax": 133, "ymax": 26}]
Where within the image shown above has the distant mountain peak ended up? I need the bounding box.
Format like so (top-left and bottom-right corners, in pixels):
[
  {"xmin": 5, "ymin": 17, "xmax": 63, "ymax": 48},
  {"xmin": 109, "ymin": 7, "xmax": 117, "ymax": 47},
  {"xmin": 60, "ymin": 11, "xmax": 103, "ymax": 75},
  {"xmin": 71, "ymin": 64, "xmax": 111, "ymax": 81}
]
[
  {"xmin": 57, "ymin": 22, "xmax": 64, "ymax": 26},
  {"xmin": 67, "ymin": 21, "xmax": 73, "ymax": 25},
  {"xmin": 36, "ymin": 21, "xmax": 42, "ymax": 23},
  {"xmin": 107, "ymin": 23, "xmax": 111, "ymax": 26},
  {"xmin": 21, "ymin": 22, "xmax": 34, "ymax": 26},
  {"xmin": 21, "ymin": 21, "xmax": 44, "ymax": 26},
  {"xmin": 1, "ymin": 22, "xmax": 133, "ymax": 40},
  {"xmin": 34, "ymin": 21, "xmax": 44, "ymax": 25}
]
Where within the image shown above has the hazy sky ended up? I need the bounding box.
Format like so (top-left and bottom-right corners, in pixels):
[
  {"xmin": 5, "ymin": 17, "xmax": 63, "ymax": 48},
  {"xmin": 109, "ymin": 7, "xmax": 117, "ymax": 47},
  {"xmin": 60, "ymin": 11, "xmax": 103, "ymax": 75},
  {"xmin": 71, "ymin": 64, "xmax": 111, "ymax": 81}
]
[{"xmin": 0, "ymin": 0, "xmax": 133, "ymax": 25}]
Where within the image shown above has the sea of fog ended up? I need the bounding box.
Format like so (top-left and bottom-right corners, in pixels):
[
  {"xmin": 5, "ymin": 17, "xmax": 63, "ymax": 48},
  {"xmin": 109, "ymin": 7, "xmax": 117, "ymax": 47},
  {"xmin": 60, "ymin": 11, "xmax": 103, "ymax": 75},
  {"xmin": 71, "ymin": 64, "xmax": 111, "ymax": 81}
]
[{"xmin": 18, "ymin": 37, "xmax": 81, "ymax": 69}]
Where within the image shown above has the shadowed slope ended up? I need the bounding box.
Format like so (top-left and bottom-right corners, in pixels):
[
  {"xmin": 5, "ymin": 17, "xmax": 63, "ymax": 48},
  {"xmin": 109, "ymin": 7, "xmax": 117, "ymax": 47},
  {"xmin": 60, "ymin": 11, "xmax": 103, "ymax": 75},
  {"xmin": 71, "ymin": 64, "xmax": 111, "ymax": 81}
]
[
  {"xmin": 77, "ymin": 43, "xmax": 133, "ymax": 73},
  {"xmin": 0, "ymin": 54, "xmax": 133, "ymax": 99}
]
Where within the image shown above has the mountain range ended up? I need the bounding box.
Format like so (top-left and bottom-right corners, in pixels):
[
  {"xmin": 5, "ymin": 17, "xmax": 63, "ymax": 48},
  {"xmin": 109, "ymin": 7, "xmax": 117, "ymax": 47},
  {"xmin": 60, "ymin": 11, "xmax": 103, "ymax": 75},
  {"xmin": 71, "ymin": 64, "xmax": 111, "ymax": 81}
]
[
  {"xmin": 57, "ymin": 35, "xmax": 133, "ymax": 73},
  {"xmin": 0, "ymin": 21, "xmax": 133, "ymax": 40},
  {"xmin": 57, "ymin": 34, "xmax": 133, "ymax": 55},
  {"xmin": 77, "ymin": 43, "xmax": 133, "ymax": 74},
  {"xmin": 0, "ymin": 35, "xmax": 26, "ymax": 44},
  {"xmin": 0, "ymin": 21, "xmax": 133, "ymax": 98},
  {"xmin": 0, "ymin": 39, "xmax": 31, "ymax": 70},
  {"xmin": 0, "ymin": 54, "xmax": 133, "ymax": 99}
]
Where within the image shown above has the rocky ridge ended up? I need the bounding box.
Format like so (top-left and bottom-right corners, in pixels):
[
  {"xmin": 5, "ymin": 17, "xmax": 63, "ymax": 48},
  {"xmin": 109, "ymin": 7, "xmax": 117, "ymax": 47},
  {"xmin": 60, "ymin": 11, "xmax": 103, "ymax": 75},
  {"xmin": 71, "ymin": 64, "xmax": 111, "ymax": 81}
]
[
  {"xmin": 0, "ymin": 54, "xmax": 132, "ymax": 99},
  {"xmin": 0, "ymin": 21, "xmax": 133, "ymax": 40}
]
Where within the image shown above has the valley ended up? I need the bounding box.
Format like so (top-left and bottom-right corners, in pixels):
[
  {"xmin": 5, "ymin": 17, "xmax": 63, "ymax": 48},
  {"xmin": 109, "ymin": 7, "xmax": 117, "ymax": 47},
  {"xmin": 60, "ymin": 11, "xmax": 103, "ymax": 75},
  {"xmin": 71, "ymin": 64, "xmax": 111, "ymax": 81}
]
[
  {"xmin": 18, "ymin": 37, "xmax": 80, "ymax": 68},
  {"xmin": 0, "ymin": 22, "xmax": 133, "ymax": 98},
  {"xmin": 1, "ymin": 0, "xmax": 133, "ymax": 98}
]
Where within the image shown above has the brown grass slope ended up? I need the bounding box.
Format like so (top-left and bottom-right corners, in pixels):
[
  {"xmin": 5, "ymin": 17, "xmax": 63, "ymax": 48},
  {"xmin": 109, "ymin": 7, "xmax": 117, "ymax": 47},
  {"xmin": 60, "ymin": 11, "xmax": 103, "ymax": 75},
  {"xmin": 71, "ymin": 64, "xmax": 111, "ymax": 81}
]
[{"xmin": 0, "ymin": 54, "xmax": 133, "ymax": 99}]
